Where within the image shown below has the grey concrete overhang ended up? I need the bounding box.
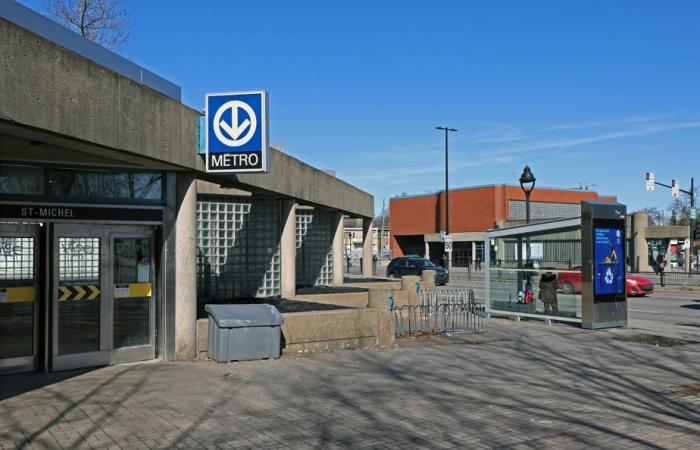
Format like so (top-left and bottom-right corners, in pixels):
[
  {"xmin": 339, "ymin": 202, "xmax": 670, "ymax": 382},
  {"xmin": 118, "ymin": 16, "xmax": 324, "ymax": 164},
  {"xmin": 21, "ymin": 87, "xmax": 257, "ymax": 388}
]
[
  {"xmin": 643, "ymin": 225, "xmax": 690, "ymax": 239},
  {"xmin": 486, "ymin": 217, "xmax": 582, "ymax": 238},
  {"xmin": 0, "ymin": 15, "xmax": 373, "ymax": 218},
  {"xmin": 425, "ymin": 231, "xmax": 487, "ymax": 243}
]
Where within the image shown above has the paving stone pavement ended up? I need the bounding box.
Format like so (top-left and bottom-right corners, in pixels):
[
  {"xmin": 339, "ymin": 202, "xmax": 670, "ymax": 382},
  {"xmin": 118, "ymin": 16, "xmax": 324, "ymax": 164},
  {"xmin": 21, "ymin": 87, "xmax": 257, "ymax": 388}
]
[{"xmin": 1, "ymin": 319, "xmax": 700, "ymax": 449}]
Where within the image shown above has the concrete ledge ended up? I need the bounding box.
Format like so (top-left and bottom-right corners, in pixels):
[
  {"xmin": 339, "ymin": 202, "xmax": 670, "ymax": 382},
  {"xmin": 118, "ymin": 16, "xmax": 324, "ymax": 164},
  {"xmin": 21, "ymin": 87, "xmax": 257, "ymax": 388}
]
[
  {"xmin": 282, "ymin": 309, "xmax": 390, "ymax": 354},
  {"xmin": 196, "ymin": 307, "xmax": 394, "ymax": 357},
  {"xmin": 345, "ymin": 281, "xmax": 402, "ymax": 290},
  {"xmin": 291, "ymin": 292, "xmax": 369, "ymax": 308}
]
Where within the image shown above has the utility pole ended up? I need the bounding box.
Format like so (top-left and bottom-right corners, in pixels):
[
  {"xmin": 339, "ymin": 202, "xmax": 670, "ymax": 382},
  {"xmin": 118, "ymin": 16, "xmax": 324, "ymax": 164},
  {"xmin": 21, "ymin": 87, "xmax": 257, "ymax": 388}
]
[
  {"xmin": 436, "ymin": 126, "xmax": 457, "ymax": 272},
  {"xmin": 691, "ymin": 177, "xmax": 696, "ymax": 275}
]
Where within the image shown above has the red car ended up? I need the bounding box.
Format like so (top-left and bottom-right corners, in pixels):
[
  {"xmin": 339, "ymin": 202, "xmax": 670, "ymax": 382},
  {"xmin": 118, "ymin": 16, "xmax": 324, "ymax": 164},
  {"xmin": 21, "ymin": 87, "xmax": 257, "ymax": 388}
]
[{"xmin": 557, "ymin": 267, "xmax": 655, "ymax": 296}]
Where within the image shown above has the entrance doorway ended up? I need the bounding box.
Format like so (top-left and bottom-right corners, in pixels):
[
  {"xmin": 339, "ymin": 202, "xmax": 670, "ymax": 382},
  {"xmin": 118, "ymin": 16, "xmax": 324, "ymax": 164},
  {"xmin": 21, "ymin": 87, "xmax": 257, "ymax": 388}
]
[
  {"xmin": 0, "ymin": 224, "xmax": 40, "ymax": 374},
  {"xmin": 0, "ymin": 223, "xmax": 156, "ymax": 373}
]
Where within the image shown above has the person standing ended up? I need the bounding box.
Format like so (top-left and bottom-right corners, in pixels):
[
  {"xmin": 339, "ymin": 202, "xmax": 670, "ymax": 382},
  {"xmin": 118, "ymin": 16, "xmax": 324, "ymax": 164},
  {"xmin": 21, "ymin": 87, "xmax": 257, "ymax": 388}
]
[
  {"xmin": 539, "ymin": 270, "xmax": 559, "ymax": 316},
  {"xmin": 656, "ymin": 254, "xmax": 666, "ymax": 287}
]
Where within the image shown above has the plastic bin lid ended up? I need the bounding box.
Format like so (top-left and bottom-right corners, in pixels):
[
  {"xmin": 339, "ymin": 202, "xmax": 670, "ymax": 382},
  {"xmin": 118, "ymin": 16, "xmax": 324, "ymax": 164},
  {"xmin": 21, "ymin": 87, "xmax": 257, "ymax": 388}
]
[{"xmin": 205, "ymin": 304, "xmax": 284, "ymax": 327}]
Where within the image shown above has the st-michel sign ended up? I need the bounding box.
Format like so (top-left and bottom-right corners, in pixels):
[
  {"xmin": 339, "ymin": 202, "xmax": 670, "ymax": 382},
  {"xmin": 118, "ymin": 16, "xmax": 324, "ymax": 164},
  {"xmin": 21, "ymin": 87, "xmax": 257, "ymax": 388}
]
[{"xmin": 205, "ymin": 91, "xmax": 269, "ymax": 173}]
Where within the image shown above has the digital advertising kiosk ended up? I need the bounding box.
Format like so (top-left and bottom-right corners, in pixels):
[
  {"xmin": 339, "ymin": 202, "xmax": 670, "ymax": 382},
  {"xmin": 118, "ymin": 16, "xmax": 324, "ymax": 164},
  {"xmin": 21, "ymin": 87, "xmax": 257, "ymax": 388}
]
[{"xmin": 581, "ymin": 201, "xmax": 628, "ymax": 329}]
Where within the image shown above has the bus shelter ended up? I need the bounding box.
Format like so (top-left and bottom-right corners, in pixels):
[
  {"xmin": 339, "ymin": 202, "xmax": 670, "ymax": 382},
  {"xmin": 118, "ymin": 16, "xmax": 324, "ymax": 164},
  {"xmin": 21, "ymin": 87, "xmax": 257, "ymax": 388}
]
[{"xmin": 485, "ymin": 218, "xmax": 584, "ymax": 324}]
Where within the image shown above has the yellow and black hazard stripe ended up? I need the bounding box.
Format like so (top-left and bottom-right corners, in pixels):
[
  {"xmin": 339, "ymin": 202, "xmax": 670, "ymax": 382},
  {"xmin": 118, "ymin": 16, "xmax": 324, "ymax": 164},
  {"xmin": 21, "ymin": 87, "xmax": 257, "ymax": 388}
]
[{"xmin": 58, "ymin": 285, "xmax": 100, "ymax": 301}]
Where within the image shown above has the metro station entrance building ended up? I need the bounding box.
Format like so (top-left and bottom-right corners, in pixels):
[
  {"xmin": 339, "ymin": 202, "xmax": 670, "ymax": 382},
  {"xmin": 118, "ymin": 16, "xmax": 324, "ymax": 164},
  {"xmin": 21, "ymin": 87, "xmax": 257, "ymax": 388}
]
[{"xmin": 0, "ymin": 3, "xmax": 375, "ymax": 374}]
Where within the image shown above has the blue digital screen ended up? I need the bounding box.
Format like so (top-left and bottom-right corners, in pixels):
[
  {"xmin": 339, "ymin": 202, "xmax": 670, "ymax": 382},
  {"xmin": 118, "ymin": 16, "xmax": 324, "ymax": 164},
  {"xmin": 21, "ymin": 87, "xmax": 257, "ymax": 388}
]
[{"xmin": 594, "ymin": 227, "xmax": 625, "ymax": 295}]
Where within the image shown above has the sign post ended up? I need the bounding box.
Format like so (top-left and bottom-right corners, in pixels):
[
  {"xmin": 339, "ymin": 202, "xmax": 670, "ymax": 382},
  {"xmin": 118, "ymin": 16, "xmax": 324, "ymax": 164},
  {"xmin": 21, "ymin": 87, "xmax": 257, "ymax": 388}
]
[
  {"xmin": 205, "ymin": 91, "xmax": 269, "ymax": 173},
  {"xmin": 444, "ymin": 235, "xmax": 453, "ymax": 253}
]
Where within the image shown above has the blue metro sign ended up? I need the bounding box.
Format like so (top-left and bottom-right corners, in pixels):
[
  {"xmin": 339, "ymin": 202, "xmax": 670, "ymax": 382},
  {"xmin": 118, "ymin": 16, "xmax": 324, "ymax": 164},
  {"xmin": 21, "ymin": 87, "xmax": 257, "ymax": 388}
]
[{"xmin": 205, "ymin": 91, "xmax": 269, "ymax": 173}]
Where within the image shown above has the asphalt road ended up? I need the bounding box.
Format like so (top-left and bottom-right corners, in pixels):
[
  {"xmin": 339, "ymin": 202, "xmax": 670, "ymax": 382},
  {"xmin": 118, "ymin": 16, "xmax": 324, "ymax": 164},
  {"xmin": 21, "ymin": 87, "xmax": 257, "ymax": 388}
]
[{"xmin": 448, "ymin": 278, "xmax": 700, "ymax": 339}]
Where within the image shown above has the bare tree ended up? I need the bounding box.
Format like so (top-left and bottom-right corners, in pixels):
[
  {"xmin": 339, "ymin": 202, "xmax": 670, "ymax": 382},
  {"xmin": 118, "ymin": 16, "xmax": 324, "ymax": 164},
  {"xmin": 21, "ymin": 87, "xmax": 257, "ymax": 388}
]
[
  {"xmin": 45, "ymin": 0, "xmax": 130, "ymax": 50},
  {"xmin": 639, "ymin": 207, "xmax": 669, "ymax": 226},
  {"xmin": 667, "ymin": 186, "xmax": 698, "ymax": 226}
]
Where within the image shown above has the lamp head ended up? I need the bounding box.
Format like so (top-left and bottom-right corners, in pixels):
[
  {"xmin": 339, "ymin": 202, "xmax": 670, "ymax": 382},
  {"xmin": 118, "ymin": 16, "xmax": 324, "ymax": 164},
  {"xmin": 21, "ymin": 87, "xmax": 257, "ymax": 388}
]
[{"xmin": 519, "ymin": 166, "xmax": 536, "ymax": 193}]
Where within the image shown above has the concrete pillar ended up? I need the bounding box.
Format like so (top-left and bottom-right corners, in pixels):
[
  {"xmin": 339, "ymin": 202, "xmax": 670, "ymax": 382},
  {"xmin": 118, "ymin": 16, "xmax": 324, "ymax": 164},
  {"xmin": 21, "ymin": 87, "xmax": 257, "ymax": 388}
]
[
  {"xmin": 280, "ymin": 200, "xmax": 297, "ymax": 297},
  {"xmin": 362, "ymin": 218, "xmax": 374, "ymax": 276},
  {"xmin": 632, "ymin": 212, "xmax": 649, "ymax": 272},
  {"xmin": 332, "ymin": 212, "xmax": 344, "ymax": 285},
  {"xmin": 174, "ymin": 173, "xmax": 197, "ymax": 361},
  {"xmin": 424, "ymin": 240, "xmax": 430, "ymax": 260},
  {"xmin": 472, "ymin": 241, "xmax": 477, "ymax": 262}
]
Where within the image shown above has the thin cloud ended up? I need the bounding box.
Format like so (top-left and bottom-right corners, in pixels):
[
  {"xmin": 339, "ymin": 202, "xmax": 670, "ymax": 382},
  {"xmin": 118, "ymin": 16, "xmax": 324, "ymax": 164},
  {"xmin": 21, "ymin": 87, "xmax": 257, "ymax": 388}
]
[
  {"xmin": 544, "ymin": 112, "xmax": 682, "ymax": 131},
  {"xmin": 488, "ymin": 121, "xmax": 700, "ymax": 156}
]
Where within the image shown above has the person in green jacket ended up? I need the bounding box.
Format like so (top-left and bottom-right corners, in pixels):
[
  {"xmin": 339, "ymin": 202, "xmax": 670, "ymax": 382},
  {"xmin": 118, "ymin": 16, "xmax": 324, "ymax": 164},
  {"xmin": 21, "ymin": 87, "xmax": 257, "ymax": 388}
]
[{"xmin": 539, "ymin": 269, "xmax": 559, "ymax": 316}]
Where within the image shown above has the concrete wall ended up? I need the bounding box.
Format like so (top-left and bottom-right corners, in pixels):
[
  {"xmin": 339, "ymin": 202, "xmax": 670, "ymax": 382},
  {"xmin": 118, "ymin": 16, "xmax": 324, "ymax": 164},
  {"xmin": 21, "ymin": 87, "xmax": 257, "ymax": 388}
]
[
  {"xmin": 281, "ymin": 309, "xmax": 392, "ymax": 353},
  {"xmin": 0, "ymin": 18, "xmax": 198, "ymax": 169}
]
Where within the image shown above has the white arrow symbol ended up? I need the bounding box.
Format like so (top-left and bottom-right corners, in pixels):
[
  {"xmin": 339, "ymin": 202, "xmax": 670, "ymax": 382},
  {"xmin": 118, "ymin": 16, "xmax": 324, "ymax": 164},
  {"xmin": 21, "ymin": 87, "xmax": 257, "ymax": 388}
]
[
  {"xmin": 212, "ymin": 100, "xmax": 257, "ymax": 147},
  {"xmin": 219, "ymin": 106, "xmax": 251, "ymax": 141}
]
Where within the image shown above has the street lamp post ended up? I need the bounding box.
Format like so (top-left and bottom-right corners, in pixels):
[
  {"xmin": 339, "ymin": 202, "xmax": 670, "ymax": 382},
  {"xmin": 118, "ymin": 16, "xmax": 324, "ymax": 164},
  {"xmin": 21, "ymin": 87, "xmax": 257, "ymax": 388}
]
[
  {"xmin": 436, "ymin": 126, "xmax": 457, "ymax": 272},
  {"xmin": 519, "ymin": 166, "xmax": 536, "ymax": 290}
]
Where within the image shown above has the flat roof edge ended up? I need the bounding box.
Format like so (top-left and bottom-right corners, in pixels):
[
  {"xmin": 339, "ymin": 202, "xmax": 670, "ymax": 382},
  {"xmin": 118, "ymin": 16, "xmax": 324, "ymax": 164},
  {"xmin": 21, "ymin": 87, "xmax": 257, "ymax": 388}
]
[
  {"xmin": 0, "ymin": 0, "xmax": 181, "ymax": 101},
  {"xmin": 486, "ymin": 217, "xmax": 582, "ymax": 238},
  {"xmin": 390, "ymin": 183, "xmax": 615, "ymax": 200}
]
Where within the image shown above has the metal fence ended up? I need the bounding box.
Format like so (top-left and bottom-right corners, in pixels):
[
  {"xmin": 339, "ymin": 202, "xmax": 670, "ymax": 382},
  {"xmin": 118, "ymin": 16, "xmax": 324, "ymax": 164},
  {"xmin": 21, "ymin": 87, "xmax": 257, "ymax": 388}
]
[
  {"xmin": 631, "ymin": 271, "xmax": 700, "ymax": 287},
  {"xmin": 392, "ymin": 287, "xmax": 485, "ymax": 336}
]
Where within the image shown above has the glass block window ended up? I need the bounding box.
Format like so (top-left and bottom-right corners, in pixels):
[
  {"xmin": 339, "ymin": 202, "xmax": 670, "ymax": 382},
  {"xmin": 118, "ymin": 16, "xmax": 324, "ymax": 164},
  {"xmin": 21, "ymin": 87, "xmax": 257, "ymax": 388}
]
[
  {"xmin": 0, "ymin": 237, "xmax": 34, "ymax": 281},
  {"xmin": 296, "ymin": 210, "xmax": 333, "ymax": 286},
  {"xmin": 196, "ymin": 197, "xmax": 281, "ymax": 301},
  {"xmin": 58, "ymin": 238, "xmax": 100, "ymax": 283},
  {"xmin": 508, "ymin": 200, "xmax": 581, "ymax": 221}
]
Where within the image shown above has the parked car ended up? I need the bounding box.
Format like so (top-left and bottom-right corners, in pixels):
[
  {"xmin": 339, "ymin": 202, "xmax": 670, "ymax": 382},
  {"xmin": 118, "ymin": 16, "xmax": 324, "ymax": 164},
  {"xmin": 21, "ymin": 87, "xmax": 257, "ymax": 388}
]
[
  {"xmin": 557, "ymin": 267, "xmax": 654, "ymax": 296},
  {"xmin": 386, "ymin": 256, "xmax": 449, "ymax": 285}
]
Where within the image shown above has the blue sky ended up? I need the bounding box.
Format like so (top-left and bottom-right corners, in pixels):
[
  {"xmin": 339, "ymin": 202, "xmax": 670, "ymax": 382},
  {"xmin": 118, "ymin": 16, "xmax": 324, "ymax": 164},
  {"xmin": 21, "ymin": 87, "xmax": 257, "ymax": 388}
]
[{"xmin": 22, "ymin": 0, "xmax": 700, "ymax": 214}]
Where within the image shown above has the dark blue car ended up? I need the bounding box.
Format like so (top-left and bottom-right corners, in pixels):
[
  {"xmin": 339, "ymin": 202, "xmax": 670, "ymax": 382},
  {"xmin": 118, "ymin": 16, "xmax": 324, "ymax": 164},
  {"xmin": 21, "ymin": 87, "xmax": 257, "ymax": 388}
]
[{"xmin": 386, "ymin": 257, "xmax": 449, "ymax": 285}]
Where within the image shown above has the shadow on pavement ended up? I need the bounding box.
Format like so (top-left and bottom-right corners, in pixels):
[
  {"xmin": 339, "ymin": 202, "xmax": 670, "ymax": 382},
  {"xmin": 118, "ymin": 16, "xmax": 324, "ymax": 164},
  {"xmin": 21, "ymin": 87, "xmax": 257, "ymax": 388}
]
[{"xmin": 0, "ymin": 367, "xmax": 96, "ymax": 401}]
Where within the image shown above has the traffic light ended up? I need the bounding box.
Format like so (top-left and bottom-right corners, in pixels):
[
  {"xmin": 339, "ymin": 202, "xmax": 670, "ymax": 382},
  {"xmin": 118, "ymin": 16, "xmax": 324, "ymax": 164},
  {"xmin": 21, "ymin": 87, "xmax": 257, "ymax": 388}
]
[
  {"xmin": 645, "ymin": 172, "xmax": 655, "ymax": 191},
  {"xmin": 672, "ymin": 179, "xmax": 680, "ymax": 198}
]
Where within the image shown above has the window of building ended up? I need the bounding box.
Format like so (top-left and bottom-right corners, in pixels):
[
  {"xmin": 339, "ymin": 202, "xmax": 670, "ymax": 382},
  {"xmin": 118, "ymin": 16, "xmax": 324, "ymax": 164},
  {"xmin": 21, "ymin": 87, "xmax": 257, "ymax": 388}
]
[
  {"xmin": 508, "ymin": 200, "xmax": 581, "ymax": 221},
  {"xmin": 47, "ymin": 167, "xmax": 163, "ymax": 201},
  {"xmin": 0, "ymin": 163, "xmax": 164, "ymax": 203},
  {"xmin": 0, "ymin": 164, "xmax": 45, "ymax": 195}
]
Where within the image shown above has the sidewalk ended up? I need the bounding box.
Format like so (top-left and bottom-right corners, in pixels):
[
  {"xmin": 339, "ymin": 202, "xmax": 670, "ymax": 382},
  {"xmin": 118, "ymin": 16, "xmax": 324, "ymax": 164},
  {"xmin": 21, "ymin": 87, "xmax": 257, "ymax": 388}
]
[{"xmin": 2, "ymin": 319, "xmax": 699, "ymax": 449}]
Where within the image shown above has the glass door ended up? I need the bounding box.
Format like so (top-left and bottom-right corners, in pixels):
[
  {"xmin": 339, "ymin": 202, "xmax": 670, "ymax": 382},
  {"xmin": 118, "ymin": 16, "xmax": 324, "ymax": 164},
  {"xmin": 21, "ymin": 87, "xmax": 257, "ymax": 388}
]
[
  {"xmin": 52, "ymin": 224, "xmax": 155, "ymax": 371},
  {"xmin": 111, "ymin": 232, "xmax": 155, "ymax": 364},
  {"xmin": 0, "ymin": 224, "xmax": 40, "ymax": 374},
  {"xmin": 52, "ymin": 224, "xmax": 109, "ymax": 371}
]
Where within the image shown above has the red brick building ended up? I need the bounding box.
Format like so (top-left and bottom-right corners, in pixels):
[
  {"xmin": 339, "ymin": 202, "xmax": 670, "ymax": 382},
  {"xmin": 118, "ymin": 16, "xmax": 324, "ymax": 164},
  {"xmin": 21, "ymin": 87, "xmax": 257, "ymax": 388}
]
[{"xmin": 390, "ymin": 184, "xmax": 616, "ymax": 265}]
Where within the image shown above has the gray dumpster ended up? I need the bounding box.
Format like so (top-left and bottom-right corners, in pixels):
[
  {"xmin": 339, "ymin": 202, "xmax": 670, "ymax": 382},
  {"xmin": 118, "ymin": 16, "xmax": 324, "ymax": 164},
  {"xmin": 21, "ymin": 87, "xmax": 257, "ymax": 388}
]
[{"xmin": 205, "ymin": 304, "xmax": 284, "ymax": 362}]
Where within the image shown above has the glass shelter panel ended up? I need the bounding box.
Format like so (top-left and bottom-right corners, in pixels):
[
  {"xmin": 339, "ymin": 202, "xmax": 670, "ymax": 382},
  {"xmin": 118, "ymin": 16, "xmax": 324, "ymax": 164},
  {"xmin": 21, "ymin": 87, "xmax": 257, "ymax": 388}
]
[
  {"xmin": 58, "ymin": 237, "xmax": 101, "ymax": 355},
  {"xmin": 0, "ymin": 236, "xmax": 35, "ymax": 359},
  {"xmin": 489, "ymin": 228, "xmax": 582, "ymax": 319}
]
